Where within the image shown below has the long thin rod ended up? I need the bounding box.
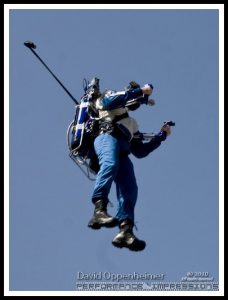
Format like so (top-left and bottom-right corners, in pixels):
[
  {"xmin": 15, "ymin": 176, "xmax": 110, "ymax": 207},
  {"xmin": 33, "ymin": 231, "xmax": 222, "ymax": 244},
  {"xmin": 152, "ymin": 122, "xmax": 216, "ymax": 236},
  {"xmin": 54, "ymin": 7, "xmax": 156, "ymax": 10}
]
[{"xmin": 26, "ymin": 46, "xmax": 78, "ymax": 105}]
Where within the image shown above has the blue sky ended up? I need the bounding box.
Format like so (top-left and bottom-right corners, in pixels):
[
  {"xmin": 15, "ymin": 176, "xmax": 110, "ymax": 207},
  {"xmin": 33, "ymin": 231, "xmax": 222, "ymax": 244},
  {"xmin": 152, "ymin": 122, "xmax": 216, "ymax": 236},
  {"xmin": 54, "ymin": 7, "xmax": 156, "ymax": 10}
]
[{"xmin": 6, "ymin": 5, "xmax": 222, "ymax": 295}]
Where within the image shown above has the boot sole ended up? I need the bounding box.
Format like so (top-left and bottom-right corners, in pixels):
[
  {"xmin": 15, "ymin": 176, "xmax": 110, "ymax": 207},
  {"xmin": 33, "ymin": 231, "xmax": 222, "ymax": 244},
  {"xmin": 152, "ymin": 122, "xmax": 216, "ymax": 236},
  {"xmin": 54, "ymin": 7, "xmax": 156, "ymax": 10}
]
[
  {"xmin": 88, "ymin": 219, "xmax": 118, "ymax": 230},
  {"xmin": 112, "ymin": 241, "xmax": 124, "ymax": 248},
  {"xmin": 112, "ymin": 240, "xmax": 146, "ymax": 251}
]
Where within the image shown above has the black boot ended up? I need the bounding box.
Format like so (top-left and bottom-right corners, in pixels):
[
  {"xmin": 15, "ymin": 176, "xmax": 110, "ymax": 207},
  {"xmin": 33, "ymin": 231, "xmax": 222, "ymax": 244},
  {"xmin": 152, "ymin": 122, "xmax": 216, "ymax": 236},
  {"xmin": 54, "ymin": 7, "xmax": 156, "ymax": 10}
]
[
  {"xmin": 112, "ymin": 219, "xmax": 146, "ymax": 251},
  {"xmin": 88, "ymin": 199, "xmax": 118, "ymax": 229}
]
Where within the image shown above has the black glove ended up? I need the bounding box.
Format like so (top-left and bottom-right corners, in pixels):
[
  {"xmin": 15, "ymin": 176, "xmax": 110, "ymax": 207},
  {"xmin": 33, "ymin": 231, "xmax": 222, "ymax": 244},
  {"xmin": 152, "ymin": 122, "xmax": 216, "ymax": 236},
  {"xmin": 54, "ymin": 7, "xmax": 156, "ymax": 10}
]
[{"xmin": 128, "ymin": 81, "xmax": 140, "ymax": 90}]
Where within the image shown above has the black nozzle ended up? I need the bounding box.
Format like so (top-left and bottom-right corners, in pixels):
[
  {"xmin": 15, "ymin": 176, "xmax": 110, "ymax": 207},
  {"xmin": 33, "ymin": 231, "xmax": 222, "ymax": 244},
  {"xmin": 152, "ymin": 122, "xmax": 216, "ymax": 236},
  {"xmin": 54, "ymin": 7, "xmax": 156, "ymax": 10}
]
[
  {"xmin": 165, "ymin": 121, "xmax": 175, "ymax": 126},
  {"xmin": 24, "ymin": 41, "xmax": 37, "ymax": 49}
]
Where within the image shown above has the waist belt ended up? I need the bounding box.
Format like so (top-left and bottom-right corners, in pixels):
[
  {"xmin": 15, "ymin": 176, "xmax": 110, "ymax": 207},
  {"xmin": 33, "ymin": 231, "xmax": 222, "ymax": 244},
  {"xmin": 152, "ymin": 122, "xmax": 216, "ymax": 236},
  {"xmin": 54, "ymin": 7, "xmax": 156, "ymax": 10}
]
[{"xmin": 99, "ymin": 113, "xmax": 129, "ymax": 135}]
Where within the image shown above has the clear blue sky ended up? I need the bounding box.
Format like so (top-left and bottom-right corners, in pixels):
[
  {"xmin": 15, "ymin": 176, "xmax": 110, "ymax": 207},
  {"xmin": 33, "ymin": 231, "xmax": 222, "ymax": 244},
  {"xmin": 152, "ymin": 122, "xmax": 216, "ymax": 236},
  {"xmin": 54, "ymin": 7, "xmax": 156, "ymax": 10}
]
[{"xmin": 8, "ymin": 7, "xmax": 220, "ymax": 292}]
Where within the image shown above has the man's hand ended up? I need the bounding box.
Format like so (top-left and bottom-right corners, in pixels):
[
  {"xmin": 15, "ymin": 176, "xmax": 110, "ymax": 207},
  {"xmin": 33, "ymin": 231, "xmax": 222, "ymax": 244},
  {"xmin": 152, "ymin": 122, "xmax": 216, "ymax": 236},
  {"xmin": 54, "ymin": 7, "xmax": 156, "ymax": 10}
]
[
  {"xmin": 160, "ymin": 122, "xmax": 172, "ymax": 136},
  {"xmin": 141, "ymin": 84, "xmax": 153, "ymax": 96},
  {"xmin": 147, "ymin": 99, "xmax": 156, "ymax": 106}
]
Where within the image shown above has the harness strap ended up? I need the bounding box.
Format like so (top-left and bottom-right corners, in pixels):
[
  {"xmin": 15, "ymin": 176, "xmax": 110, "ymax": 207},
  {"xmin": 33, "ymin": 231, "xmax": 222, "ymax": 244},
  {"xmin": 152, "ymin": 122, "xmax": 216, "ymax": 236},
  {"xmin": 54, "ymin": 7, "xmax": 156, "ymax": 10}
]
[
  {"xmin": 112, "ymin": 112, "xmax": 129, "ymax": 123},
  {"xmin": 99, "ymin": 112, "xmax": 130, "ymax": 136}
]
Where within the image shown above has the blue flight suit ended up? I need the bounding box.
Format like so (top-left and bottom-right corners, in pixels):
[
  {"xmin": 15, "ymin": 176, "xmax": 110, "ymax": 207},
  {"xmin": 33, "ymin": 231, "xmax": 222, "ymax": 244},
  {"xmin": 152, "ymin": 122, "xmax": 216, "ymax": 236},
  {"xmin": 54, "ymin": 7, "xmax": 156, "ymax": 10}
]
[{"xmin": 91, "ymin": 88, "xmax": 167, "ymax": 223}]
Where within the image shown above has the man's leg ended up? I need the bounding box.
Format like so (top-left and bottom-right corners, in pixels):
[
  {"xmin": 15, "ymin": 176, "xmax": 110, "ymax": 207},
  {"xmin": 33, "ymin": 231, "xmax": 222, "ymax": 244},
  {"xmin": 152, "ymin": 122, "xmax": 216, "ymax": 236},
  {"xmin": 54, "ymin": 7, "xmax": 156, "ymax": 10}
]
[
  {"xmin": 88, "ymin": 133, "xmax": 119, "ymax": 229},
  {"xmin": 112, "ymin": 156, "xmax": 146, "ymax": 251},
  {"xmin": 115, "ymin": 155, "xmax": 138, "ymax": 223}
]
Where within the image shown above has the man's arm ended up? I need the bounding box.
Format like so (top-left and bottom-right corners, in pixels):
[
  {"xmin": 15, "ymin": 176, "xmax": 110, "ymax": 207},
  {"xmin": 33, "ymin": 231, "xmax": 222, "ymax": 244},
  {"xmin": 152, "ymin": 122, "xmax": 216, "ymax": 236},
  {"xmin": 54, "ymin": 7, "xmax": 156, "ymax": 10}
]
[
  {"xmin": 130, "ymin": 123, "xmax": 172, "ymax": 159},
  {"xmin": 101, "ymin": 84, "xmax": 153, "ymax": 110}
]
